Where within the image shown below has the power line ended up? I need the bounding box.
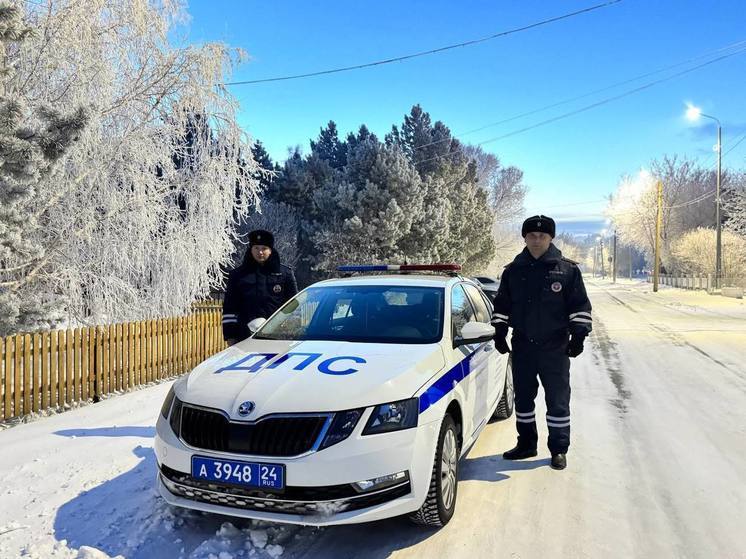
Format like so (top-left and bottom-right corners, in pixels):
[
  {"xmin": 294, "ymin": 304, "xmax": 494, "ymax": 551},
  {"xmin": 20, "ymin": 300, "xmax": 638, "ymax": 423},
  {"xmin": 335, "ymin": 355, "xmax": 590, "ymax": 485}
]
[
  {"xmin": 724, "ymin": 131, "xmax": 746, "ymax": 158},
  {"xmin": 222, "ymin": 0, "xmax": 623, "ymax": 86},
  {"xmin": 666, "ymin": 190, "xmax": 715, "ymax": 209},
  {"xmin": 414, "ymin": 43, "xmax": 746, "ymax": 168},
  {"xmin": 498, "ymin": 124, "xmax": 744, "ymax": 214},
  {"xmin": 413, "ymin": 38, "xmax": 746, "ymax": 153}
]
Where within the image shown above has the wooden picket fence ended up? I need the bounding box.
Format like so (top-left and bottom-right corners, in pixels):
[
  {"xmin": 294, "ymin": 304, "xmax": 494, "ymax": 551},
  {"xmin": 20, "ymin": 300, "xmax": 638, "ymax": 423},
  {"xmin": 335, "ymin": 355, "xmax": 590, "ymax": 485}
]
[{"xmin": 0, "ymin": 306, "xmax": 226, "ymax": 421}]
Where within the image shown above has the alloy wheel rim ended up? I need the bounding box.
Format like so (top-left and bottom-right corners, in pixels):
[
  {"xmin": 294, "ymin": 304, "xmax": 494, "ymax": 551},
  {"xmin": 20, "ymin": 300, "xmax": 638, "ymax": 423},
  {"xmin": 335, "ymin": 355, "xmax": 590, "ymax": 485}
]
[{"xmin": 440, "ymin": 429, "xmax": 458, "ymax": 510}]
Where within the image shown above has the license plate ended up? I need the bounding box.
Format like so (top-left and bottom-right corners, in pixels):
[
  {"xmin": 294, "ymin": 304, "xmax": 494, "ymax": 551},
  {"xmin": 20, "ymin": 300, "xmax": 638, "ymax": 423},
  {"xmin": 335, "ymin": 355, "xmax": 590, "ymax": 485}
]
[{"xmin": 191, "ymin": 456, "xmax": 285, "ymax": 490}]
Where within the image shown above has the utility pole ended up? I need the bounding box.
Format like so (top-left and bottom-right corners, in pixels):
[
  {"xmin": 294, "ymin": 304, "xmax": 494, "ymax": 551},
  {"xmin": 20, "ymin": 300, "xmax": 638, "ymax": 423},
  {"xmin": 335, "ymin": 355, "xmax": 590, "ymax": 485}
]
[
  {"xmin": 629, "ymin": 245, "xmax": 632, "ymax": 279},
  {"xmin": 612, "ymin": 229, "xmax": 617, "ymax": 283},
  {"xmin": 715, "ymin": 120, "xmax": 723, "ymax": 289},
  {"xmin": 653, "ymin": 179, "xmax": 663, "ymax": 292},
  {"xmin": 592, "ymin": 245, "xmax": 597, "ymax": 277},
  {"xmin": 687, "ymin": 106, "xmax": 723, "ymax": 289}
]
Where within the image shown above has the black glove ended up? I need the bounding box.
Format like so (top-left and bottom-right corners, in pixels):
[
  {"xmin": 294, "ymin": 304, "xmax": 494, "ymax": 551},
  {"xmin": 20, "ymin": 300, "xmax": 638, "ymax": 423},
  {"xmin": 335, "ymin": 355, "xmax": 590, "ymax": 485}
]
[
  {"xmin": 566, "ymin": 335, "xmax": 586, "ymax": 357},
  {"xmin": 493, "ymin": 323, "xmax": 510, "ymax": 354}
]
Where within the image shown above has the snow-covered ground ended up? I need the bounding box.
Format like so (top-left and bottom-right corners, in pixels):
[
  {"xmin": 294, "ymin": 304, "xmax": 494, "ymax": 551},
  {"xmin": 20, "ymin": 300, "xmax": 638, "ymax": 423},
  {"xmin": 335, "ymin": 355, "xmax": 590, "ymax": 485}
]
[{"xmin": 1, "ymin": 279, "xmax": 745, "ymax": 559}]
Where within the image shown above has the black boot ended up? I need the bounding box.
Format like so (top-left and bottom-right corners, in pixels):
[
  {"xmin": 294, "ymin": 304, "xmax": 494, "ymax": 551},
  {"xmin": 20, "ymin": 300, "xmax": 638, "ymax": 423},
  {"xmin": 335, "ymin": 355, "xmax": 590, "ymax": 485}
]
[
  {"xmin": 551, "ymin": 453, "xmax": 567, "ymax": 470},
  {"xmin": 502, "ymin": 445, "xmax": 538, "ymax": 460}
]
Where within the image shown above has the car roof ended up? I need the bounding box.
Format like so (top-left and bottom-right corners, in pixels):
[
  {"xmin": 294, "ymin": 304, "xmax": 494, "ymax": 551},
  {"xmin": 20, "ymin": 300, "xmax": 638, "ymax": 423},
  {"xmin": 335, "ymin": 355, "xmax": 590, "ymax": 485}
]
[{"xmin": 312, "ymin": 274, "xmax": 471, "ymax": 288}]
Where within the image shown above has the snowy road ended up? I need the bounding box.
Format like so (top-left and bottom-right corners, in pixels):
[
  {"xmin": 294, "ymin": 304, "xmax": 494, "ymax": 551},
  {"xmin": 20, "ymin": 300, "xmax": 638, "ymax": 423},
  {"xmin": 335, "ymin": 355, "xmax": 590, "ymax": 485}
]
[{"xmin": 2, "ymin": 280, "xmax": 746, "ymax": 559}]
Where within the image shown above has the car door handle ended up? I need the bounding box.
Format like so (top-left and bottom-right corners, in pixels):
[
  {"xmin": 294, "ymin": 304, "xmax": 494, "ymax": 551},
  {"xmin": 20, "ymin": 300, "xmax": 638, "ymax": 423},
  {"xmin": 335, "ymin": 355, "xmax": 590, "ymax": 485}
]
[{"xmin": 483, "ymin": 345, "xmax": 493, "ymax": 352}]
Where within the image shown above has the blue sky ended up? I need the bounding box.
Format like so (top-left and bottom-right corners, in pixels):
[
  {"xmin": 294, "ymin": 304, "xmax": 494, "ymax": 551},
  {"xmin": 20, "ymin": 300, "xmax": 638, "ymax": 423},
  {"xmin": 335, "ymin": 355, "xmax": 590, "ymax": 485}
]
[{"xmin": 183, "ymin": 0, "xmax": 746, "ymax": 233}]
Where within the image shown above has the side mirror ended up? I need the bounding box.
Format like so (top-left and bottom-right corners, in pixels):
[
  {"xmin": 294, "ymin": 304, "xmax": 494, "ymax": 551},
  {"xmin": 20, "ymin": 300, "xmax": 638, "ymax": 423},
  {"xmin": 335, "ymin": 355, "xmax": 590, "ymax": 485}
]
[
  {"xmin": 248, "ymin": 317, "xmax": 267, "ymax": 333},
  {"xmin": 454, "ymin": 321, "xmax": 495, "ymax": 347}
]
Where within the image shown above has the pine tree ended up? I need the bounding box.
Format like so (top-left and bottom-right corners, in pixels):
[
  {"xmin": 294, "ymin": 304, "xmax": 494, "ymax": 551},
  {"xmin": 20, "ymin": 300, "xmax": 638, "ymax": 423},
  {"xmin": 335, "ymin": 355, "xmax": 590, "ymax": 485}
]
[
  {"xmin": 310, "ymin": 121, "xmax": 347, "ymax": 170},
  {"xmin": 248, "ymin": 140, "xmax": 278, "ymax": 200},
  {"xmin": 0, "ymin": 3, "xmax": 88, "ymax": 335},
  {"xmin": 311, "ymin": 137, "xmax": 425, "ymax": 269},
  {"xmin": 395, "ymin": 105, "xmax": 496, "ymax": 272}
]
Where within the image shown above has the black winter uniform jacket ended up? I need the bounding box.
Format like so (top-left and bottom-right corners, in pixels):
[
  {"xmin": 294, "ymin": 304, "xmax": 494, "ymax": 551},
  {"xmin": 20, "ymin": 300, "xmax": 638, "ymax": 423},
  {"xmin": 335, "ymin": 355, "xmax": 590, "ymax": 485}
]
[
  {"xmin": 492, "ymin": 244, "xmax": 592, "ymax": 347},
  {"xmin": 222, "ymin": 250, "xmax": 298, "ymax": 342}
]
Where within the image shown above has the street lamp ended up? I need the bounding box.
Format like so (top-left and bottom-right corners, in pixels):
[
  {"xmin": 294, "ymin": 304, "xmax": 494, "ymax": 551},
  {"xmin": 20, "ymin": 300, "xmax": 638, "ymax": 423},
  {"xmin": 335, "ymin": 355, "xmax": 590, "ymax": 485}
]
[{"xmin": 686, "ymin": 104, "xmax": 722, "ymax": 288}]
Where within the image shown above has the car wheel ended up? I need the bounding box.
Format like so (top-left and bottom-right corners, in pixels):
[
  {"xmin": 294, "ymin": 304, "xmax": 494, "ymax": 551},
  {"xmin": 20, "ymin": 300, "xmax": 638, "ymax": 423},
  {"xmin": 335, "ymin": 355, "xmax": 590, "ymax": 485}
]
[
  {"xmin": 493, "ymin": 355, "xmax": 514, "ymax": 420},
  {"xmin": 408, "ymin": 414, "xmax": 459, "ymax": 528}
]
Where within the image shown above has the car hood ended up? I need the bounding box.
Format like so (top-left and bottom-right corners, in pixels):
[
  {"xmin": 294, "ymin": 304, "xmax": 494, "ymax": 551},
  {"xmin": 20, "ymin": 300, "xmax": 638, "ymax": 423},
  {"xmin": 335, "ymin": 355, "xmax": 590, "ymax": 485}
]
[{"xmin": 175, "ymin": 337, "xmax": 446, "ymax": 419}]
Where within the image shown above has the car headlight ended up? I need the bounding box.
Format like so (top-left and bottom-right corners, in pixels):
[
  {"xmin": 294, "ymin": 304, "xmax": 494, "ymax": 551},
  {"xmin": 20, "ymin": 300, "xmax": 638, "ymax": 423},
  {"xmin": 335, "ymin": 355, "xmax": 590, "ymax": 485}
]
[
  {"xmin": 160, "ymin": 386, "xmax": 176, "ymax": 419},
  {"xmin": 362, "ymin": 398, "xmax": 419, "ymax": 435},
  {"xmin": 319, "ymin": 409, "xmax": 363, "ymax": 450},
  {"xmin": 168, "ymin": 397, "xmax": 183, "ymax": 437}
]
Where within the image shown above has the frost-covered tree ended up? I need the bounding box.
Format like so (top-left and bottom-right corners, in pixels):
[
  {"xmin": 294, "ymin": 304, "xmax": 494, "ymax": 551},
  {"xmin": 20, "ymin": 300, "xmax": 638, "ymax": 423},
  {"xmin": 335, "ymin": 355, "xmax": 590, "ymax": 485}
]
[
  {"xmin": 607, "ymin": 156, "xmax": 725, "ymax": 269},
  {"xmin": 265, "ymin": 106, "xmax": 511, "ymax": 278},
  {"xmin": 0, "ymin": 2, "xmax": 88, "ymax": 335},
  {"xmin": 462, "ymin": 145, "xmax": 526, "ymax": 220},
  {"xmin": 310, "ymin": 121, "xmax": 346, "ymax": 170},
  {"xmin": 251, "ymin": 140, "xmax": 276, "ymax": 192},
  {"xmin": 311, "ymin": 137, "xmax": 425, "ymax": 269},
  {"xmin": 723, "ymin": 172, "xmax": 746, "ymax": 236},
  {"xmin": 670, "ymin": 227, "xmax": 746, "ymax": 278},
  {"xmin": 462, "ymin": 144, "xmax": 527, "ymax": 271},
  {"xmin": 392, "ymin": 106, "xmax": 496, "ymax": 273},
  {"xmin": 2, "ymin": 0, "xmax": 261, "ymax": 331}
]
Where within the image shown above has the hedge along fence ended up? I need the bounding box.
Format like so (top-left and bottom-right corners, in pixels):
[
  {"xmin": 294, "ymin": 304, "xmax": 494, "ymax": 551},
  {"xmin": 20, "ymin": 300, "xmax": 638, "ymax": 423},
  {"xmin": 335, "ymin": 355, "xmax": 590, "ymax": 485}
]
[{"xmin": 0, "ymin": 302, "xmax": 225, "ymax": 421}]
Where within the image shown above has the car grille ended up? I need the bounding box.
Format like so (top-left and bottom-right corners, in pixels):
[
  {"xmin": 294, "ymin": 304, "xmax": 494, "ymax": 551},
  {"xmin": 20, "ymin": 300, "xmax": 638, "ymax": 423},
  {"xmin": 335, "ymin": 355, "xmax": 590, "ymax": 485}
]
[
  {"xmin": 178, "ymin": 404, "xmax": 329, "ymax": 457},
  {"xmin": 160, "ymin": 465, "xmax": 411, "ymax": 516}
]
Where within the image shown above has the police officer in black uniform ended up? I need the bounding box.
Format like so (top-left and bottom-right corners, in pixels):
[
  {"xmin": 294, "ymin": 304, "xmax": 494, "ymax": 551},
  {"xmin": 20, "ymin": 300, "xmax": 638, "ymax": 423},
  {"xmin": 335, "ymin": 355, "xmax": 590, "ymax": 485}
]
[
  {"xmin": 492, "ymin": 215, "xmax": 592, "ymax": 470},
  {"xmin": 222, "ymin": 230, "xmax": 298, "ymax": 345}
]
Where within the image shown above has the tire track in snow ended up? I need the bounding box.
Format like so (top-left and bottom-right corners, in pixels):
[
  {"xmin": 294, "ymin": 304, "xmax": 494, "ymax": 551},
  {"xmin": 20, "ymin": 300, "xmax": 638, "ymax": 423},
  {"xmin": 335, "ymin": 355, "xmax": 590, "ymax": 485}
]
[
  {"xmin": 598, "ymin": 285, "xmax": 746, "ymax": 392},
  {"xmin": 588, "ymin": 315, "xmax": 631, "ymax": 413}
]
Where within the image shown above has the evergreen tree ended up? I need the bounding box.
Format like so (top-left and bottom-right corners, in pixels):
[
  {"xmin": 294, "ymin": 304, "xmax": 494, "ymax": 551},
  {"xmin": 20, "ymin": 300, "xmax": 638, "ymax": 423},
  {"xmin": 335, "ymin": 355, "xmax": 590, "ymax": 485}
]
[
  {"xmin": 311, "ymin": 137, "xmax": 425, "ymax": 269},
  {"xmin": 0, "ymin": 4, "xmax": 88, "ymax": 335},
  {"xmin": 394, "ymin": 105, "xmax": 496, "ymax": 272},
  {"xmin": 250, "ymin": 140, "xmax": 276, "ymax": 193},
  {"xmin": 310, "ymin": 121, "xmax": 347, "ymax": 169}
]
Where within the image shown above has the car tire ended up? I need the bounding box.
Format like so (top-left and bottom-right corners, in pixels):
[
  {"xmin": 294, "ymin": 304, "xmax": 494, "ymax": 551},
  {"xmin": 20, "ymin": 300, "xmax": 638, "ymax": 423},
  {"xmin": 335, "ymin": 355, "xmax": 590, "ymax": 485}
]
[
  {"xmin": 492, "ymin": 355, "xmax": 514, "ymax": 420},
  {"xmin": 408, "ymin": 414, "xmax": 459, "ymax": 528}
]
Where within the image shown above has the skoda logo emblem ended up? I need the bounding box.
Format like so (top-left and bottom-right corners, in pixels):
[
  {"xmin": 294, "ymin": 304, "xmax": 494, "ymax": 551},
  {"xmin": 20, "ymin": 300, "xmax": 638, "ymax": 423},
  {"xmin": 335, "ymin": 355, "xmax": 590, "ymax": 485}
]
[{"xmin": 238, "ymin": 401, "xmax": 255, "ymax": 416}]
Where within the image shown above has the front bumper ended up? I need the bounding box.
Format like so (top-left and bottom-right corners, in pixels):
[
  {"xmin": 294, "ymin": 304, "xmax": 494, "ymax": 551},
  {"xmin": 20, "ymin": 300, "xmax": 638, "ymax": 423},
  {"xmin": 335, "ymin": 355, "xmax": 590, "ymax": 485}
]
[{"xmin": 154, "ymin": 411, "xmax": 441, "ymax": 526}]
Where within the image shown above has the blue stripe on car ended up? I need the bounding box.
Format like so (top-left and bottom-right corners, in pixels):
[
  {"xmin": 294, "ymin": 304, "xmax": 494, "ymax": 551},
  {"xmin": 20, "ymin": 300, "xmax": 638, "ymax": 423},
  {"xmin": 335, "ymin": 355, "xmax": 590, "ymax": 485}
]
[{"xmin": 418, "ymin": 343, "xmax": 487, "ymax": 414}]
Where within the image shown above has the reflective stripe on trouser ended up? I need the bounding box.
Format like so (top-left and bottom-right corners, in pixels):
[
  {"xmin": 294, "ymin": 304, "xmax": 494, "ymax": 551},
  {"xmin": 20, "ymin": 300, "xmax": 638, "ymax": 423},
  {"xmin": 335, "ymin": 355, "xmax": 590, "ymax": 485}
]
[{"xmin": 511, "ymin": 343, "xmax": 572, "ymax": 454}]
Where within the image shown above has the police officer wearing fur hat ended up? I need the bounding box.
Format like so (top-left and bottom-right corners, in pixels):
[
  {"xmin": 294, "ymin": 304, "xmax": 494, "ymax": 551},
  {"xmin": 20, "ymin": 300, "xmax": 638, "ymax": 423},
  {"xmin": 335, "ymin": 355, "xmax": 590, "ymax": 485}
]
[
  {"xmin": 492, "ymin": 215, "xmax": 592, "ymax": 470},
  {"xmin": 222, "ymin": 230, "xmax": 298, "ymax": 345}
]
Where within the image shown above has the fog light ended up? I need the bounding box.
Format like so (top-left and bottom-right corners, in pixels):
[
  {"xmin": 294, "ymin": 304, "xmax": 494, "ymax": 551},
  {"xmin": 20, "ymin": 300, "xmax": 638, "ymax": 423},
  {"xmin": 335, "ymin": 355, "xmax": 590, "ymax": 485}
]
[{"xmin": 352, "ymin": 471, "xmax": 409, "ymax": 493}]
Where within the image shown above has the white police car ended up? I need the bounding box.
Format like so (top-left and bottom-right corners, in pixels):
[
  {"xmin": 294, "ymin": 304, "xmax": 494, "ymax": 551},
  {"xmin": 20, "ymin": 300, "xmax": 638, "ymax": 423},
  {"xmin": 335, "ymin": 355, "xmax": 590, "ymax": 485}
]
[{"xmin": 155, "ymin": 264, "xmax": 514, "ymax": 527}]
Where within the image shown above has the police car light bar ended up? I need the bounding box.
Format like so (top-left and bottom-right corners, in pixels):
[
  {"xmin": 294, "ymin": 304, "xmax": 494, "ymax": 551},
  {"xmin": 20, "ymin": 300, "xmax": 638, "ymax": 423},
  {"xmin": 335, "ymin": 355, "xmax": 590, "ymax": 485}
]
[{"xmin": 337, "ymin": 264, "xmax": 462, "ymax": 273}]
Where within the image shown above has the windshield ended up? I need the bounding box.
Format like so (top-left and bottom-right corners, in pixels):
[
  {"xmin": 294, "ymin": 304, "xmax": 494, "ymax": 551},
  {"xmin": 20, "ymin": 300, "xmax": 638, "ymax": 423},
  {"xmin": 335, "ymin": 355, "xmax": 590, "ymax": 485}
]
[{"xmin": 255, "ymin": 285, "xmax": 444, "ymax": 344}]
